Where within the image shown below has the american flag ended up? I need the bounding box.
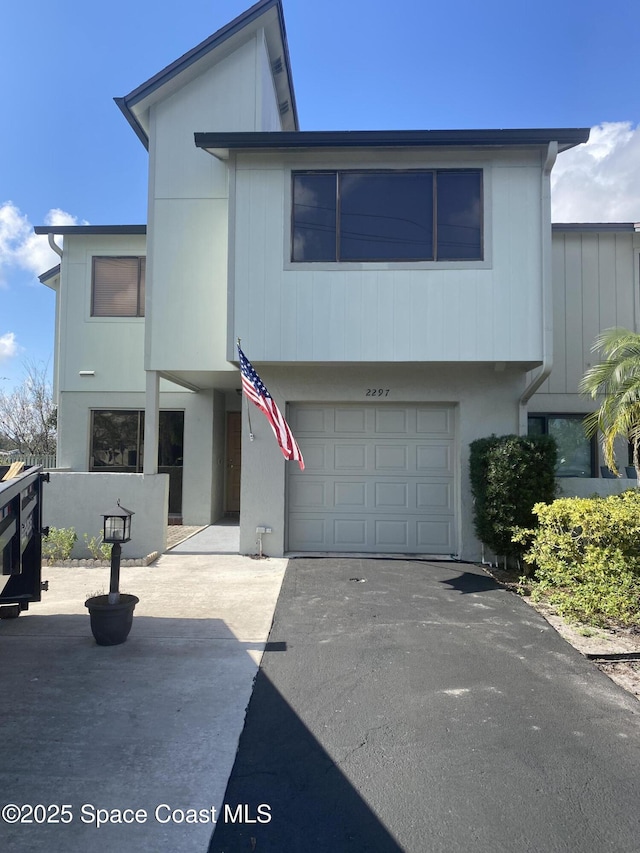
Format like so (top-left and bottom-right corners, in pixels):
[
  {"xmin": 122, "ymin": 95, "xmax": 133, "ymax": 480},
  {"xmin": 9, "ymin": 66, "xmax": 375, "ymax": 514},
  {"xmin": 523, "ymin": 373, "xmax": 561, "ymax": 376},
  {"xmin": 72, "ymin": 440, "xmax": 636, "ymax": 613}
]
[{"xmin": 237, "ymin": 343, "xmax": 305, "ymax": 470}]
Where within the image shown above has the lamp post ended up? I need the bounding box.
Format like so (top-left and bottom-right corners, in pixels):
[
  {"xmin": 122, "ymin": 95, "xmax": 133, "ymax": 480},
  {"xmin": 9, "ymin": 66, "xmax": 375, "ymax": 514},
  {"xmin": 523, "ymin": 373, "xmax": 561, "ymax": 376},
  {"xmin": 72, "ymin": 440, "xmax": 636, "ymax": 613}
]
[
  {"xmin": 101, "ymin": 500, "xmax": 134, "ymax": 604},
  {"xmin": 86, "ymin": 499, "xmax": 138, "ymax": 646}
]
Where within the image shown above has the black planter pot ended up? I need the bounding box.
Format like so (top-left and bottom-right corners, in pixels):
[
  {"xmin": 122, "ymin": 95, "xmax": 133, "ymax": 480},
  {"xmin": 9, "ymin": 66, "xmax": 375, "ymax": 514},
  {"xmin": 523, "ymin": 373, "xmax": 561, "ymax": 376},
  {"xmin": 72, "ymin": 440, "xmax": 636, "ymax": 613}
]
[{"xmin": 85, "ymin": 594, "xmax": 139, "ymax": 646}]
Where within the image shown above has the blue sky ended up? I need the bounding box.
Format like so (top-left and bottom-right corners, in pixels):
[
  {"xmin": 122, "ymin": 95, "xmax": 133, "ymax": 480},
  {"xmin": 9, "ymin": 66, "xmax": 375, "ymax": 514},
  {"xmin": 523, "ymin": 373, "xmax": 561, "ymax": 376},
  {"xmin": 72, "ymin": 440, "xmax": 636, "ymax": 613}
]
[{"xmin": 1, "ymin": 0, "xmax": 639, "ymax": 388}]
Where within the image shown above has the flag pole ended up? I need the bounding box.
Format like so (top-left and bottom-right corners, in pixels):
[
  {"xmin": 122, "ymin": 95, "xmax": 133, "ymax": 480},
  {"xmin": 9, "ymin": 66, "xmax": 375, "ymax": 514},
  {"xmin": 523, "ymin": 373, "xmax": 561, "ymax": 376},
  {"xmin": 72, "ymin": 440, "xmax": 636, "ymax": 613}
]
[{"xmin": 237, "ymin": 338, "xmax": 254, "ymax": 441}]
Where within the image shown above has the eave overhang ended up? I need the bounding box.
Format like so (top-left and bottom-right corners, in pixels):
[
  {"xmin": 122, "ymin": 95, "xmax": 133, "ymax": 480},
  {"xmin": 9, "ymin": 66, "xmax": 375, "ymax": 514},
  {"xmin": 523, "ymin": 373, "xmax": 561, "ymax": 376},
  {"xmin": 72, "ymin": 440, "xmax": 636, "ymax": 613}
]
[
  {"xmin": 34, "ymin": 226, "xmax": 147, "ymax": 236},
  {"xmin": 194, "ymin": 128, "xmax": 591, "ymax": 160},
  {"xmin": 552, "ymin": 222, "xmax": 637, "ymax": 232},
  {"xmin": 38, "ymin": 264, "xmax": 61, "ymax": 289},
  {"xmin": 116, "ymin": 0, "xmax": 298, "ymax": 150}
]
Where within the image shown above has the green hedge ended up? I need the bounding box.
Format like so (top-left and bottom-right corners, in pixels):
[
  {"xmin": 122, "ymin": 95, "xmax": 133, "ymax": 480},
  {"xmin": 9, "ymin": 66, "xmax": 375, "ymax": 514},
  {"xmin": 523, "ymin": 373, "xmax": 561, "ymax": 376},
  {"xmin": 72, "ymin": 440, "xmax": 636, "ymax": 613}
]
[
  {"xmin": 469, "ymin": 434, "xmax": 557, "ymax": 560},
  {"xmin": 513, "ymin": 491, "xmax": 640, "ymax": 626}
]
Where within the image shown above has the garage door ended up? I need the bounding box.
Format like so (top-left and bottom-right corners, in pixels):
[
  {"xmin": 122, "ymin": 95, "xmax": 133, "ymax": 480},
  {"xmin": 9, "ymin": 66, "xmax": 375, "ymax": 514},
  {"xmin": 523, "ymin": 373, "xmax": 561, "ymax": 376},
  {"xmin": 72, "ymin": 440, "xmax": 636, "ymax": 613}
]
[{"xmin": 286, "ymin": 404, "xmax": 456, "ymax": 554}]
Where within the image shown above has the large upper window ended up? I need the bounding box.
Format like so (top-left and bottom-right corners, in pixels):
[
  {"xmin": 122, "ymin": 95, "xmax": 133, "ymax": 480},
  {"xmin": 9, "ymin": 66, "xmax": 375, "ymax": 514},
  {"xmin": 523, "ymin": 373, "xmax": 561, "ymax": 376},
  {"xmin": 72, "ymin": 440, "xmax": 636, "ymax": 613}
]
[
  {"xmin": 91, "ymin": 257, "xmax": 145, "ymax": 317},
  {"xmin": 292, "ymin": 170, "xmax": 483, "ymax": 263}
]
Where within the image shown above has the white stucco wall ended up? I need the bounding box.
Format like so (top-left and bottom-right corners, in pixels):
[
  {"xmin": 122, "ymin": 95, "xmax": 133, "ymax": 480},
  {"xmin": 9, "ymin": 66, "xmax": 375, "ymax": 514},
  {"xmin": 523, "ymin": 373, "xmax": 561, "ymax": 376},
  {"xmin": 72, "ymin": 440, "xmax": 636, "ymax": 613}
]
[
  {"xmin": 238, "ymin": 363, "xmax": 526, "ymax": 561},
  {"xmin": 44, "ymin": 472, "xmax": 169, "ymax": 559},
  {"xmin": 56, "ymin": 390, "xmax": 217, "ymax": 526},
  {"xmin": 557, "ymin": 477, "xmax": 640, "ymax": 498},
  {"xmin": 59, "ymin": 234, "xmax": 147, "ymax": 393},
  {"xmin": 145, "ymin": 34, "xmax": 276, "ymax": 377}
]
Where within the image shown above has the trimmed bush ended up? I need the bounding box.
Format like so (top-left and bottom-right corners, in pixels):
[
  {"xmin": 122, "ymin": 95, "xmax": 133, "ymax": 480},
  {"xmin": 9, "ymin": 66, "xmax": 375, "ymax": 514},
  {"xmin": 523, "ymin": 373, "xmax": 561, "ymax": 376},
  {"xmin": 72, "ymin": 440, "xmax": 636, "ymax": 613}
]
[
  {"xmin": 513, "ymin": 491, "xmax": 640, "ymax": 626},
  {"xmin": 469, "ymin": 434, "xmax": 557, "ymax": 561}
]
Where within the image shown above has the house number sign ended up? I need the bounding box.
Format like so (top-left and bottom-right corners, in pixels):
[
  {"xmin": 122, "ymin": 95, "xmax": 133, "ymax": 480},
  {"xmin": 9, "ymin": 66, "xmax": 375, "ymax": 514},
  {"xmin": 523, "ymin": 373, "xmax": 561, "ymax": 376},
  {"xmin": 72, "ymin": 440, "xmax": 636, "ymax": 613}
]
[{"xmin": 365, "ymin": 389, "xmax": 390, "ymax": 397}]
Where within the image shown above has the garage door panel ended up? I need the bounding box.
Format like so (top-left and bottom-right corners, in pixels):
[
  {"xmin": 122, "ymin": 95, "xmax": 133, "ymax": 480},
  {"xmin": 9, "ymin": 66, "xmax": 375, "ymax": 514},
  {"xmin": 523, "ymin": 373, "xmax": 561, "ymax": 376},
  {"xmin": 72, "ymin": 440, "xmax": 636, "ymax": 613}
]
[
  {"xmin": 375, "ymin": 519, "xmax": 409, "ymax": 548},
  {"xmin": 287, "ymin": 514, "xmax": 455, "ymax": 553},
  {"xmin": 416, "ymin": 481, "xmax": 453, "ymax": 511},
  {"xmin": 289, "ymin": 479, "xmax": 328, "ymax": 509},
  {"xmin": 297, "ymin": 442, "xmax": 327, "ymax": 470},
  {"xmin": 416, "ymin": 407, "xmax": 453, "ymax": 435},
  {"xmin": 417, "ymin": 519, "xmax": 453, "ymax": 551},
  {"xmin": 334, "ymin": 518, "xmax": 367, "ymax": 547},
  {"xmin": 335, "ymin": 407, "xmax": 367, "ymax": 433},
  {"xmin": 288, "ymin": 517, "xmax": 327, "ymax": 548},
  {"xmin": 416, "ymin": 443, "xmax": 452, "ymax": 472},
  {"xmin": 375, "ymin": 482, "xmax": 409, "ymax": 508},
  {"xmin": 375, "ymin": 408, "xmax": 409, "ymax": 433},
  {"xmin": 335, "ymin": 444, "xmax": 367, "ymax": 470},
  {"xmin": 334, "ymin": 481, "xmax": 367, "ymax": 508},
  {"xmin": 287, "ymin": 404, "xmax": 456, "ymax": 554},
  {"xmin": 375, "ymin": 444, "xmax": 408, "ymax": 470},
  {"xmin": 291, "ymin": 407, "xmax": 327, "ymax": 433}
]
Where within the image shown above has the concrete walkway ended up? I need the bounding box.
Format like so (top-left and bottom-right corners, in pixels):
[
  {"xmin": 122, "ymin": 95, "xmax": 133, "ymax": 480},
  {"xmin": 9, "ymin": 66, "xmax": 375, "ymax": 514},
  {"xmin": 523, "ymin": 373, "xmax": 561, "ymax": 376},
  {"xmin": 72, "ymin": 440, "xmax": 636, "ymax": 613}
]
[{"xmin": 0, "ymin": 528, "xmax": 285, "ymax": 853}]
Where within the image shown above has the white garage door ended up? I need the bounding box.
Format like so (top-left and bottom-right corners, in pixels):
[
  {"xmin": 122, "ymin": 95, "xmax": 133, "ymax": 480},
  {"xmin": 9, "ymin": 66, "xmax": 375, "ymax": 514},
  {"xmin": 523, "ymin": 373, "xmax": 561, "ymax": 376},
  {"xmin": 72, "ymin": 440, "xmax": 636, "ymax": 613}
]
[{"xmin": 286, "ymin": 404, "xmax": 456, "ymax": 554}]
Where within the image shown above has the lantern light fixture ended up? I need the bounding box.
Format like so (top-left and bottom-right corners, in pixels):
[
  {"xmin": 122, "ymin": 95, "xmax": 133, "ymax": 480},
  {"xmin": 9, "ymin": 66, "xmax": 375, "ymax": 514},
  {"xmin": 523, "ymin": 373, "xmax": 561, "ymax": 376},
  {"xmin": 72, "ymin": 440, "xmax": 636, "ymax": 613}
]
[{"xmin": 102, "ymin": 499, "xmax": 134, "ymax": 545}]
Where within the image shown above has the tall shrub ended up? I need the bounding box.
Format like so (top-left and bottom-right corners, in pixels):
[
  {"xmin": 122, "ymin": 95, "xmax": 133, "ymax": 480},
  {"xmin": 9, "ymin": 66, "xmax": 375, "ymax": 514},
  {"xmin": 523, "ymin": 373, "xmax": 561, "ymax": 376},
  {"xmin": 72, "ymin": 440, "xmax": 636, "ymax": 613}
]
[
  {"xmin": 514, "ymin": 492, "xmax": 640, "ymax": 626},
  {"xmin": 469, "ymin": 434, "xmax": 557, "ymax": 560}
]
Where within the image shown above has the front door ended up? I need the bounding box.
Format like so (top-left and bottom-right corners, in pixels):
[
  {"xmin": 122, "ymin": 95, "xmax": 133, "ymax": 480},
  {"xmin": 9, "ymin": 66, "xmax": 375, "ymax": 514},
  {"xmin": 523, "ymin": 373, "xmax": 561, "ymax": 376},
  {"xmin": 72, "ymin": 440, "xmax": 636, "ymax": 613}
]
[{"xmin": 225, "ymin": 412, "xmax": 241, "ymax": 513}]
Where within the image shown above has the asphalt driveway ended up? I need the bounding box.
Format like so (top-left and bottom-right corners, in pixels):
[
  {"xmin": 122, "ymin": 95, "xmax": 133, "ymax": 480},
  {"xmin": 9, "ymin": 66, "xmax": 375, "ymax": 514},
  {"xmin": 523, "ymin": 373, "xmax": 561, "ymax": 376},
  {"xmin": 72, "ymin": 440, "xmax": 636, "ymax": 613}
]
[{"xmin": 210, "ymin": 558, "xmax": 640, "ymax": 853}]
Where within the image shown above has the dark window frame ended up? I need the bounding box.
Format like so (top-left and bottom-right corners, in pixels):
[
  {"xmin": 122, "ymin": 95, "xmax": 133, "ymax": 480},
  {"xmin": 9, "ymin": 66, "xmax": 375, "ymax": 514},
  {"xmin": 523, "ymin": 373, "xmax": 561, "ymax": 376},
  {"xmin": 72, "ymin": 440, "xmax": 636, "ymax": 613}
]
[
  {"xmin": 89, "ymin": 409, "xmax": 184, "ymax": 514},
  {"xmin": 91, "ymin": 256, "xmax": 146, "ymax": 318},
  {"xmin": 528, "ymin": 413, "xmax": 597, "ymax": 478},
  {"xmin": 89, "ymin": 409, "xmax": 184, "ymax": 472},
  {"xmin": 291, "ymin": 168, "xmax": 484, "ymax": 263}
]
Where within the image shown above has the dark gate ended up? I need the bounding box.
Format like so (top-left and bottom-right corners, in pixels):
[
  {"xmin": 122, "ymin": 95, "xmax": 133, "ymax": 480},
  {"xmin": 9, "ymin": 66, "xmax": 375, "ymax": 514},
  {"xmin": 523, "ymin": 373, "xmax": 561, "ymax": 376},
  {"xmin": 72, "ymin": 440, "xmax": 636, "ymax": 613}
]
[{"xmin": 0, "ymin": 465, "xmax": 48, "ymax": 615}]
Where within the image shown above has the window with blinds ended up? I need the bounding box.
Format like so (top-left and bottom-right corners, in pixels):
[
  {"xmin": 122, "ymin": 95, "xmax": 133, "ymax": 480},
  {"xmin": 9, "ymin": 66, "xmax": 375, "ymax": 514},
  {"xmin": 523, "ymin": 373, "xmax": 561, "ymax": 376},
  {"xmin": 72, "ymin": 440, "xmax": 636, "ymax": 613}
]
[{"xmin": 91, "ymin": 257, "xmax": 145, "ymax": 317}]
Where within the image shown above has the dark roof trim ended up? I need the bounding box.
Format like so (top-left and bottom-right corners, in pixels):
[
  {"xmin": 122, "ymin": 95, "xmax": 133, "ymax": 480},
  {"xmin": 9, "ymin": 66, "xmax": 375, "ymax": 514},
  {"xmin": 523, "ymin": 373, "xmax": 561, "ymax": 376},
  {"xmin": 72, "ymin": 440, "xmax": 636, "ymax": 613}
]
[
  {"xmin": 195, "ymin": 128, "xmax": 590, "ymax": 155},
  {"xmin": 117, "ymin": 0, "xmax": 297, "ymax": 149},
  {"xmin": 34, "ymin": 225, "xmax": 147, "ymax": 236},
  {"xmin": 552, "ymin": 222, "xmax": 636, "ymax": 232},
  {"xmin": 38, "ymin": 264, "xmax": 60, "ymax": 284}
]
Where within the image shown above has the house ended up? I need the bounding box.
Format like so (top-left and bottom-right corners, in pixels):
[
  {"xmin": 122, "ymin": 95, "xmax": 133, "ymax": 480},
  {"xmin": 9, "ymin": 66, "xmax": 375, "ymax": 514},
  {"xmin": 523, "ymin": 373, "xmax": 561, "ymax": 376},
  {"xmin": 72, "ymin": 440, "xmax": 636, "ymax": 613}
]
[{"xmin": 35, "ymin": 0, "xmax": 638, "ymax": 560}]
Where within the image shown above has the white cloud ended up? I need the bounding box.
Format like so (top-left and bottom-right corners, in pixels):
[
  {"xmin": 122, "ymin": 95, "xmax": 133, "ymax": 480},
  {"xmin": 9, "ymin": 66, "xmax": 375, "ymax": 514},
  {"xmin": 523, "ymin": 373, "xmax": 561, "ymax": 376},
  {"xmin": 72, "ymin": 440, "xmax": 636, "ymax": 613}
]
[
  {"xmin": 0, "ymin": 201, "xmax": 88, "ymax": 286},
  {"xmin": 552, "ymin": 122, "xmax": 640, "ymax": 223},
  {"xmin": 0, "ymin": 332, "xmax": 18, "ymax": 363}
]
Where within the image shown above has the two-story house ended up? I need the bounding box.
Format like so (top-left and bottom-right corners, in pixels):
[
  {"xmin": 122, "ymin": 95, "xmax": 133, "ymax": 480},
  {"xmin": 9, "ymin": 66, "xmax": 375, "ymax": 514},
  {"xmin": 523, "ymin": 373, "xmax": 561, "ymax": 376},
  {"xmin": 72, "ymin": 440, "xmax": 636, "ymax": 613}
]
[{"xmin": 36, "ymin": 0, "xmax": 638, "ymax": 560}]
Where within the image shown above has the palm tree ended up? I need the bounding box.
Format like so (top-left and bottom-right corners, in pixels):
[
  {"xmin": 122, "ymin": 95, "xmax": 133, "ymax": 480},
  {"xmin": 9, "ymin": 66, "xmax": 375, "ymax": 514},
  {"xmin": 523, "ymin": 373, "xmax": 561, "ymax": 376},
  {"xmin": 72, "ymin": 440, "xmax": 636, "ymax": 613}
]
[{"xmin": 580, "ymin": 328, "xmax": 640, "ymax": 475}]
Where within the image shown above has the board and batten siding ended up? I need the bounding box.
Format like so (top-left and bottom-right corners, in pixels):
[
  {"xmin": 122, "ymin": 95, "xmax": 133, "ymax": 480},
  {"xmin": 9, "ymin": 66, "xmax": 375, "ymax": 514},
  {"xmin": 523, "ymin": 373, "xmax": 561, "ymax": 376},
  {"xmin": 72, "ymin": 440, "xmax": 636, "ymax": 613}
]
[
  {"xmin": 532, "ymin": 229, "xmax": 639, "ymax": 406},
  {"xmin": 231, "ymin": 151, "xmax": 546, "ymax": 364}
]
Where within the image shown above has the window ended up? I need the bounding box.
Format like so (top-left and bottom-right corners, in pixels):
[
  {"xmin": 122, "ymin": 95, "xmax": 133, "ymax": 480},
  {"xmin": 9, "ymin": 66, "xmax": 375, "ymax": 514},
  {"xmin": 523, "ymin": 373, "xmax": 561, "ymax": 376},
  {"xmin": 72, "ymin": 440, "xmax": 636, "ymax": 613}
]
[
  {"xmin": 91, "ymin": 257, "xmax": 145, "ymax": 317},
  {"xmin": 292, "ymin": 170, "xmax": 482, "ymax": 262},
  {"xmin": 90, "ymin": 410, "xmax": 184, "ymax": 513},
  {"xmin": 528, "ymin": 414, "xmax": 595, "ymax": 478}
]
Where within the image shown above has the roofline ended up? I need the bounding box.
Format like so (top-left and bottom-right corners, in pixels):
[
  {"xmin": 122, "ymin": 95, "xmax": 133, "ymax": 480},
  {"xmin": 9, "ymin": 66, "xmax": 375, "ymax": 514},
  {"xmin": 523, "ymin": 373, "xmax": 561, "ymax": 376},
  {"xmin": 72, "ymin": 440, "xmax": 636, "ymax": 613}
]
[
  {"xmin": 34, "ymin": 225, "xmax": 147, "ymax": 236},
  {"xmin": 195, "ymin": 128, "xmax": 590, "ymax": 157},
  {"xmin": 116, "ymin": 0, "xmax": 298, "ymax": 149},
  {"xmin": 552, "ymin": 222, "xmax": 638, "ymax": 232},
  {"xmin": 38, "ymin": 264, "xmax": 61, "ymax": 286}
]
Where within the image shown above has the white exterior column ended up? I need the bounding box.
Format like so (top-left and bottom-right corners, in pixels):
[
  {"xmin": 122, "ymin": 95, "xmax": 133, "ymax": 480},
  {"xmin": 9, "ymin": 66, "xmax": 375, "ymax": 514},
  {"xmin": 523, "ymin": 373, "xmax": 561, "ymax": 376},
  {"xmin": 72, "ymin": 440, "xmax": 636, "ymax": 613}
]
[{"xmin": 144, "ymin": 370, "xmax": 160, "ymax": 475}]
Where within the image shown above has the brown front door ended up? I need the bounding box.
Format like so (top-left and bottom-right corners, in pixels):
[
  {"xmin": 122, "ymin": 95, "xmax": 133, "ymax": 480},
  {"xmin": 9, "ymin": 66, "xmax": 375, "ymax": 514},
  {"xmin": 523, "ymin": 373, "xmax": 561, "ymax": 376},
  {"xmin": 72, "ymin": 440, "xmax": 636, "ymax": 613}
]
[{"xmin": 225, "ymin": 411, "xmax": 241, "ymax": 513}]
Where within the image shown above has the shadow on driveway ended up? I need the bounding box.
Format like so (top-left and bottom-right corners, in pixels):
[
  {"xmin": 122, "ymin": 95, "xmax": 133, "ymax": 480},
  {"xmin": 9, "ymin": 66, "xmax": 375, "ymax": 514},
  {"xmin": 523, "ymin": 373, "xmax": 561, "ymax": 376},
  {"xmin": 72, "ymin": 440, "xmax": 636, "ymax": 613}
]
[{"xmin": 210, "ymin": 557, "xmax": 640, "ymax": 853}]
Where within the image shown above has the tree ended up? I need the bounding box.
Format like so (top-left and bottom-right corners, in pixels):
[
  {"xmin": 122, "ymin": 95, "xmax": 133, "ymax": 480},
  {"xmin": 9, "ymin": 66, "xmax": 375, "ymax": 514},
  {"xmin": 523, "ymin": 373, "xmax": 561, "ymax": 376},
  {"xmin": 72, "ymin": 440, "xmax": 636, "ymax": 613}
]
[
  {"xmin": 0, "ymin": 361, "xmax": 56, "ymax": 455},
  {"xmin": 580, "ymin": 328, "xmax": 640, "ymax": 474}
]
